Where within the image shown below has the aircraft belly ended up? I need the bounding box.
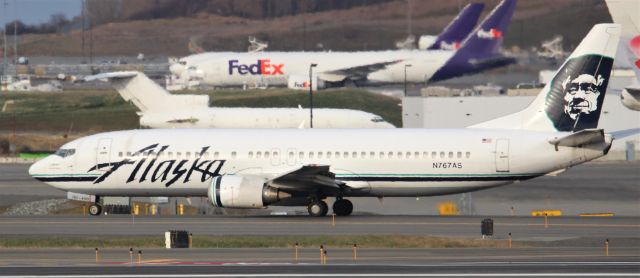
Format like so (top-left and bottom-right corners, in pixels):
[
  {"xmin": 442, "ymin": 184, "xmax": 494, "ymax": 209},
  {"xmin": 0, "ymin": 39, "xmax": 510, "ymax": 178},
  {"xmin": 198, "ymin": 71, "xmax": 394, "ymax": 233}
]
[{"xmin": 360, "ymin": 180, "xmax": 513, "ymax": 197}]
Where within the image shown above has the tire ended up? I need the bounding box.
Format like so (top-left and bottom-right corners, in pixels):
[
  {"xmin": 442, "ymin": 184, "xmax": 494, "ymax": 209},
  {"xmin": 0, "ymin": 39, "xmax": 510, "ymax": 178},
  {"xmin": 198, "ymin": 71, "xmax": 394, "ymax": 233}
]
[
  {"xmin": 89, "ymin": 204, "xmax": 102, "ymax": 216},
  {"xmin": 332, "ymin": 199, "xmax": 353, "ymax": 216},
  {"xmin": 307, "ymin": 200, "xmax": 328, "ymax": 217}
]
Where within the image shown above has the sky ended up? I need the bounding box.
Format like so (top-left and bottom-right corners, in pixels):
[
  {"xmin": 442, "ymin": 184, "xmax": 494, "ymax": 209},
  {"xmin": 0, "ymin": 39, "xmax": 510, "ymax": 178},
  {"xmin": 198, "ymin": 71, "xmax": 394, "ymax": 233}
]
[{"xmin": 0, "ymin": 0, "xmax": 81, "ymax": 25}]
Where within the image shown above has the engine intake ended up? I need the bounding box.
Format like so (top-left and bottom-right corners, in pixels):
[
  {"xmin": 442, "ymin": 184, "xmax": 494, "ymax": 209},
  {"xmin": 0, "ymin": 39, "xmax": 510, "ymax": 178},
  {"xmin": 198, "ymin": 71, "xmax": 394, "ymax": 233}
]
[{"xmin": 208, "ymin": 175, "xmax": 290, "ymax": 208}]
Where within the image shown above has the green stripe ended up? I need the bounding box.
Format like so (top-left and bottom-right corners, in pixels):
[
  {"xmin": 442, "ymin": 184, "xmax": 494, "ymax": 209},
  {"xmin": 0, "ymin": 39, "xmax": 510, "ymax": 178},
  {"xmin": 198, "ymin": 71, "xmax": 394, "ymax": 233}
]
[
  {"xmin": 335, "ymin": 173, "xmax": 541, "ymax": 177},
  {"xmin": 31, "ymin": 174, "xmax": 100, "ymax": 177}
]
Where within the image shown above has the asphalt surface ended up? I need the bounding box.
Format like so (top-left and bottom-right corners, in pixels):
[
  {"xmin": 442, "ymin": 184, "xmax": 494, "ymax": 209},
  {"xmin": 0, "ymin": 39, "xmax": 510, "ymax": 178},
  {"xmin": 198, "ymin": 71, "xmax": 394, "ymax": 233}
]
[
  {"xmin": 1, "ymin": 161, "xmax": 638, "ymax": 215},
  {"xmin": 0, "ymin": 248, "xmax": 638, "ymax": 277}
]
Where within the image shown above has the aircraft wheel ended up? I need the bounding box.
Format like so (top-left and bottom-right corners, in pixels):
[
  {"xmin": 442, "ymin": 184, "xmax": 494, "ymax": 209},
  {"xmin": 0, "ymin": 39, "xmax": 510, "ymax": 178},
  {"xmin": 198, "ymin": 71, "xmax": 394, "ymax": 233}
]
[
  {"xmin": 89, "ymin": 204, "xmax": 102, "ymax": 216},
  {"xmin": 307, "ymin": 200, "xmax": 328, "ymax": 217},
  {"xmin": 332, "ymin": 199, "xmax": 353, "ymax": 216}
]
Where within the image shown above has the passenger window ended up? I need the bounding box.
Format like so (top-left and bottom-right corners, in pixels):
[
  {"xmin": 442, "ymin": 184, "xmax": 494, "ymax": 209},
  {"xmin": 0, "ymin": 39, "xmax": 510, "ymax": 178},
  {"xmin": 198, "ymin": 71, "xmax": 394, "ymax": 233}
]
[
  {"xmin": 422, "ymin": 152, "xmax": 427, "ymax": 158},
  {"xmin": 361, "ymin": 152, "xmax": 366, "ymax": 158},
  {"xmin": 379, "ymin": 152, "xmax": 385, "ymax": 159},
  {"xmin": 344, "ymin": 152, "xmax": 349, "ymax": 158},
  {"xmin": 370, "ymin": 151, "xmax": 375, "ymax": 158},
  {"xmin": 177, "ymin": 152, "xmax": 182, "ymax": 158},
  {"xmin": 167, "ymin": 152, "xmax": 173, "ymax": 158},
  {"xmin": 415, "ymin": 152, "xmax": 420, "ymax": 158},
  {"xmin": 318, "ymin": 152, "xmax": 323, "ymax": 159},
  {"xmin": 440, "ymin": 152, "xmax": 445, "ymax": 158},
  {"xmin": 466, "ymin": 152, "xmax": 471, "ymax": 158},
  {"xmin": 326, "ymin": 152, "xmax": 331, "ymax": 159},
  {"xmin": 256, "ymin": 152, "xmax": 262, "ymax": 159},
  {"xmin": 309, "ymin": 152, "xmax": 314, "ymax": 159},
  {"xmin": 448, "ymin": 152, "xmax": 453, "ymax": 158},
  {"xmin": 248, "ymin": 152, "xmax": 253, "ymax": 158},
  {"xmin": 432, "ymin": 151, "xmax": 437, "ymax": 158},
  {"xmin": 406, "ymin": 152, "xmax": 411, "ymax": 159},
  {"xmin": 289, "ymin": 152, "xmax": 294, "ymax": 159},
  {"xmin": 118, "ymin": 152, "xmax": 123, "ymax": 157},
  {"xmin": 352, "ymin": 152, "xmax": 357, "ymax": 158},
  {"xmin": 335, "ymin": 152, "xmax": 341, "ymax": 158},
  {"xmin": 388, "ymin": 152, "xmax": 394, "ymax": 158},
  {"xmin": 299, "ymin": 152, "xmax": 304, "ymax": 159},
  {"xmin": 126, "ymin": 152, "xmax": 132, "ymax": 157},
  {"xmin": 186, "ymin": 152, "xmax": 191, "ymax": 158},
  {"xmin": 232, "ymin": 152, "xmax": 237, "ymax": 158},
  {"xmin": 397, "ymin": 152, "xmax": 403, "ymax": 159},
  {"xmin": 204, "ymin": 152, "xmax": 210, "ymax": 158},
  {"xmin": 457, "ymin": 152, "xmax": 462, "ymax": 158},
  {"xmin": 265, "ymin": 152, "xmax": 271, "ymax": 158},
  {"xmin": 214, "ymin": 152, "xmax": 219, "ymax": 159}
]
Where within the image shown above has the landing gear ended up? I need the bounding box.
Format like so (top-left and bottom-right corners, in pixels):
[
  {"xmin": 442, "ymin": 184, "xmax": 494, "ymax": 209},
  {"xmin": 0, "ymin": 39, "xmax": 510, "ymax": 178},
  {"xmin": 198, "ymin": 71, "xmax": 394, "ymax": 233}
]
[
  {"xmin": 307, "ymin": 200, "xmax": 328, "ymax": 217},
  {"xmin": 88, "ymin": 196, "xmax": 102, "ymax": 216},
  {"xmin": 88, "ymin": 204, "xmax": 102, "ymax": 216},
  {"xmin": 332, "ymin": 198, "xmax": 353, "ymax": 216}
]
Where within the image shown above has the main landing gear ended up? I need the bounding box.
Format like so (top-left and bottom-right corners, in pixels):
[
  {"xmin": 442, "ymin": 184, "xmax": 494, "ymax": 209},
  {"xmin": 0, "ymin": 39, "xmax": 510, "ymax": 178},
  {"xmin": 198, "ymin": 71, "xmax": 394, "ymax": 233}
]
[
  {"xmin": 88, "ymin": 196, "xmax": 102, "ymax": 216},
  {"xmin": 332, "ymin": 198, "xmax": 353, "ymax": 216},
  {"xmin": 307, "ymin": 200, "xmax": 329, "ymax": 217},
  {"xmin": 306, "ymin": 198, "xmax": 354, "ymax": 217}
]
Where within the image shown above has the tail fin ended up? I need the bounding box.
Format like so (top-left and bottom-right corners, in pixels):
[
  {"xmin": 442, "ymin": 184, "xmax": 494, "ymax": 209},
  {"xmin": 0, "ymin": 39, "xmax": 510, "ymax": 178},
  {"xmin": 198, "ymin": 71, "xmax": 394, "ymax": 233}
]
[
  {"xmin": 85, "ymin": 71, "xmax": 209, "ymax": 113},
  {"xmin": 429, "ymin": 0, "xmax": 517, "ymax": 82},
  {"xmin": 472, "ymin": 24, "xmax": 621, "ymax": 132},
  {"xmin": 605, "ymin": 0, "xmax": 640, "ymax": 82},
  {"xmin": 427, "ymin": 3, "xmax": 485, "ymax": 51}
]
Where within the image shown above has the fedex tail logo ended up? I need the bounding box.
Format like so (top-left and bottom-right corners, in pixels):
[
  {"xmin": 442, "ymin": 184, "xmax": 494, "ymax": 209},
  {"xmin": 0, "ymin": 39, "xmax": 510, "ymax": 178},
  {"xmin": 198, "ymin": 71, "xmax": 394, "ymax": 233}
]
[
  {"xmin": 631, "ymin": 36, "xmax": 640, "ymax": 69},
  {"xmin": 228, "ymin": 59, "xmax": 284, "ymax": 75},
  {"xmin": 477, "ymin": 28, "xmax": 503, "ymax": 39},
  {"xmin": 440, "ymin": 41, "xmax": 461, "ymax": 50}
]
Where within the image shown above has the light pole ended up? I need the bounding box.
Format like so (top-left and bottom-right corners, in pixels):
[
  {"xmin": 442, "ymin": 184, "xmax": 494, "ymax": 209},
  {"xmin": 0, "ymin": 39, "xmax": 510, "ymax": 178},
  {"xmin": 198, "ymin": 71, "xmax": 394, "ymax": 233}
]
[
  {"xmin": 404, "ymin": 64, "xmax": 412, "ymax": 97},
  {"xmin": 309, "ymin": 63, "xmax": 317, "ymax": 128}
]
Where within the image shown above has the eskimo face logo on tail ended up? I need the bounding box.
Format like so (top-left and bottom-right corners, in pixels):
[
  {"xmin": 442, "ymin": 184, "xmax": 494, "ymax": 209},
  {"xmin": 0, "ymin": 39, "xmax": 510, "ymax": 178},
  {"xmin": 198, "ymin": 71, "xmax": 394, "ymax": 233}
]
[
  {"xmin": 545, "ymin": 55, "xmax": 613, "ymax": 132},
  {"xmin": 476, "ymin": 28, "xmax": 502, "ymax": 39},
  {"xmin": 562, "ymin": 74, "xmax": 604, "ymax": 120}
]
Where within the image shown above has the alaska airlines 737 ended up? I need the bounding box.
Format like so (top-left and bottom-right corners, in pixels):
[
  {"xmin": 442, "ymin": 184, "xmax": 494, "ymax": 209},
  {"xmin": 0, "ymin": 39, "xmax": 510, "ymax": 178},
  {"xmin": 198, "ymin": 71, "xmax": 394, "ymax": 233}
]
[{"xmin": 30, "ymin": 24, "xmax": 635, "ymax": 217}]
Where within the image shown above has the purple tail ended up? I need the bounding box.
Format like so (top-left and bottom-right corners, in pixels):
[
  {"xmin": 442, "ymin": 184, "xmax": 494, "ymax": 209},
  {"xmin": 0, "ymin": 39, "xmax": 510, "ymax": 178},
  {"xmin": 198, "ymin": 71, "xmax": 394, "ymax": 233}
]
[
  {"xmin": 427, "ymin": 3, "xmax": 485, "ymax": 51},
  {"xmin": 429, "ymin": 0, "xmax": 517, "ymax": 82}
]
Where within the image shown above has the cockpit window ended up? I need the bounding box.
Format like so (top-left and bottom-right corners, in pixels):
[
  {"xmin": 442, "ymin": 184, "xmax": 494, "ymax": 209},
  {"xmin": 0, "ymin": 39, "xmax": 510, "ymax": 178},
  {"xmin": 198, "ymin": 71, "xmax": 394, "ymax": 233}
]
[
  {"xmin": 371, "ymin": 116, "xmax": 385, "ymax": 123},
  {"xmin": 54, "ymin": 148, "xmax": 76, "ymax": 158}
]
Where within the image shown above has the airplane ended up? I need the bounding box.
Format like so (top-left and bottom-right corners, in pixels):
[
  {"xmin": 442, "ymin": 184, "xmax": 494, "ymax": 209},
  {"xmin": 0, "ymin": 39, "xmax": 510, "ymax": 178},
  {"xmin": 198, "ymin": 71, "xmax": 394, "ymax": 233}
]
[
  {"xmin": 606, "ymin": 0, "xmax": 640, "ymax": 111},
  {"xmin": 29, "ymin": 24, "xmax": 631, "ymax": 217},
  {"xmin": 85, "ymin": 71, "xmax": 394, "ymax": 129},
  {"xmin": 418, "ymin": 3, "xmax": 485, "ymax": 50},
  {"xmin": 168, "ymin": 0, "xmax": 515, "ymax": 90}
]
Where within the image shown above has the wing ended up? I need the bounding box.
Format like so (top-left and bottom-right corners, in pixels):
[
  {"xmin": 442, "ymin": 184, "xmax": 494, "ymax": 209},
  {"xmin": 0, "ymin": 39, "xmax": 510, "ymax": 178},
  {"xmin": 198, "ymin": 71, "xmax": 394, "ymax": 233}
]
[
  {"xmin": 267, "ymin": 165, "xmax": 345, "ymax": 195},
  {"xmin": 318, "ymin": 60, "xmax": 403, "ymax": 82}
]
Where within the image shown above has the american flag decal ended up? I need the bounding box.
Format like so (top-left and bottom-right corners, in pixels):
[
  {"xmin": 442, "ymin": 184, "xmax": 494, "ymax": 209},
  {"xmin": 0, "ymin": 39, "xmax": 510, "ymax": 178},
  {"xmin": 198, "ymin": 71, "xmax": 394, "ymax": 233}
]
[{"xmin": 482, "ymin": 138, "xmax": 492, "ymax": 143}]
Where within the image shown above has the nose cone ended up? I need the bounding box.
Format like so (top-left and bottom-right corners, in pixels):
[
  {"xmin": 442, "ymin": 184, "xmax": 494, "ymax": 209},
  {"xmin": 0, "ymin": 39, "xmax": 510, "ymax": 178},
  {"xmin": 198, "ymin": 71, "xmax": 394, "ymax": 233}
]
[{"xmin": 28, "ymin": 157, "xmax": 47, "ymax": 178}]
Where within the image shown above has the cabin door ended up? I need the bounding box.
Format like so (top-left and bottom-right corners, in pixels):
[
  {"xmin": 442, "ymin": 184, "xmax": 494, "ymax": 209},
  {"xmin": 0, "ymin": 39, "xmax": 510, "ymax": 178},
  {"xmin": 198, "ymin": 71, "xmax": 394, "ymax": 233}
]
[{"xmin": 495, "ymin": 139, "xmax": 510, "ymax": 172}]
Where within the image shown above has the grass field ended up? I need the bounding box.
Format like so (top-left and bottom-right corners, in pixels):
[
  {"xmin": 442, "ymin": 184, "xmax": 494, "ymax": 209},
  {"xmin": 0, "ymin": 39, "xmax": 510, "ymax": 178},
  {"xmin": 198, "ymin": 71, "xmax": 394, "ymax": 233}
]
[
  {"xmin": 0, "ymin": 88, "xmax": 400, "ymax": 152},
  {"xmin": 0, "ymin": 235, "xmax": 520, "ymax": 249}
]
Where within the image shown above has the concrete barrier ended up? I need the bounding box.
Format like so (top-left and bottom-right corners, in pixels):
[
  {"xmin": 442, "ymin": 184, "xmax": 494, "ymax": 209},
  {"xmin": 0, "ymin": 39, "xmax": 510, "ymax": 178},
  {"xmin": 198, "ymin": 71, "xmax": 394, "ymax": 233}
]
[{"xmin": 0, "ymin": 157, "xmax": 41, "ymax": 164}]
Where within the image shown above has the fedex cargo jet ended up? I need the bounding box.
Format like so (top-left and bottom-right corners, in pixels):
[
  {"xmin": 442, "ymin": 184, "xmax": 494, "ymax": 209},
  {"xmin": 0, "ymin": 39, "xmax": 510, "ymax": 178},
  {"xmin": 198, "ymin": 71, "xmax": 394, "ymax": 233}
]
[
  {"xmin": 169, "ymin": 0, "xmax": 515, "ymax": 90},
  {"xmin": 85, "ymin": 71, "xmax": 394, "ymax": 129},
  {"xmin": 29, "ymin": 24, "xmax": 636, "ymax": 217},
  {"xmin": 606, "ymin": 0, "xmax": 640, "ymax": 111}
]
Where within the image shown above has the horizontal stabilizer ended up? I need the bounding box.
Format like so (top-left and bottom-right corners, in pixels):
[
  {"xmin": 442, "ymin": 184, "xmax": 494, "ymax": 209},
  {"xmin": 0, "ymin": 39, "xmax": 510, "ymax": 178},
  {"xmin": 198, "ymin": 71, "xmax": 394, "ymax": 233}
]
[
  {"xmin": 549, "ymin": 129, "xmax": 605, "ymax": 147},
  {"xmin": 610, "ymin": 128, "xmax": 640, "ymax": 139},
  {"xmin": 84, "ymin": 71, "xmax": 138, "ymax": 82}
]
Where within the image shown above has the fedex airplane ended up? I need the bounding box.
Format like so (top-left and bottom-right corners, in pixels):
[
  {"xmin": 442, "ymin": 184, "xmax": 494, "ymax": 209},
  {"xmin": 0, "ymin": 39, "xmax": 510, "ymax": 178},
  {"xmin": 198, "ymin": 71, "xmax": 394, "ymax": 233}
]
[
  {"xmin": 606, "ymin": 0, "xmax": 640, "ymax": 111},
  {"xmin": 85, "ymin": 71, "xmax": 394, "ymax": 129},
  {"xmin": 168, "ymin": 0, "xmax": 515, "ymax": 89},
  {"xmin": 419, "ymin": 2, "xmax": 484, "ymax": 50},
  {"xmin": 29, "ymin": 24, "xmax": 636, "ymax": 217}
]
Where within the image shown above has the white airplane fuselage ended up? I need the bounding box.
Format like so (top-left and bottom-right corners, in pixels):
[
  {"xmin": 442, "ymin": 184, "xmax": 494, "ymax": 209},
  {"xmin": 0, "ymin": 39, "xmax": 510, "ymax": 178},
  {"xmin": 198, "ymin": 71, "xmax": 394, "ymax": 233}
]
[
  {"xmin": 140, "ymin": 107, "xmax": 394, "ymax": 129},
  {"xmin": 29, "ymin": 128, "xmax": 609, "ymax": 198},
  {"xmin": 173, "ymin": 50, "xmax": 452, "ymax": 87}
]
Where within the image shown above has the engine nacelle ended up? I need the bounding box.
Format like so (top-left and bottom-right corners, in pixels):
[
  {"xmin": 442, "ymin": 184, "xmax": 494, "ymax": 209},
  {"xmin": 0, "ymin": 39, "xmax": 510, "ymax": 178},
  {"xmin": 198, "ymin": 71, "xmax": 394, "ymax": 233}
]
[
  {"xmin": 621, "ymin": 87, "xmax": 640, "ymax": 111},
  {"xmin": 207, "ymin": 176, "xmax": 290, "ymax": 208},
  {"xmin": 287, "ymin": 74, "xmax": 325, "ymax": 90}
]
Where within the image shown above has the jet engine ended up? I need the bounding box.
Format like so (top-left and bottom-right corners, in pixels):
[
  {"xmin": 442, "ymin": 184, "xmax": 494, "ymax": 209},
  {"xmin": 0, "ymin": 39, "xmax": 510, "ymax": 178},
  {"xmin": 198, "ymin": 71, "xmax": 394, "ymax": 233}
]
[
  {"xmin": 207, "ymin": 176, "xmax": 291, "ymax": 208},
  {"xmin": 621, "ymin": 87, "xmax": 640, "ymax": 111}
]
